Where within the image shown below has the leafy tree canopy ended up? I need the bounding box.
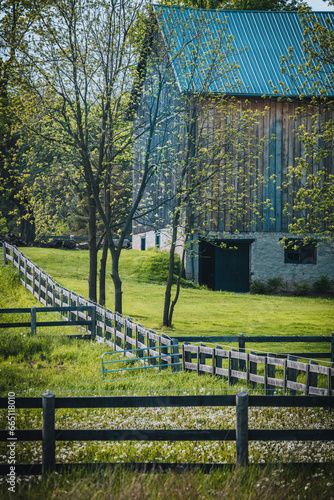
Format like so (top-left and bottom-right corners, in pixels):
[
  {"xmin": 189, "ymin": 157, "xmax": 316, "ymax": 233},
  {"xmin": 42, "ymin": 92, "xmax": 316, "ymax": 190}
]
[{"xmin": 160, "ymin": 0, "xmax": 307, "ymax": 11}]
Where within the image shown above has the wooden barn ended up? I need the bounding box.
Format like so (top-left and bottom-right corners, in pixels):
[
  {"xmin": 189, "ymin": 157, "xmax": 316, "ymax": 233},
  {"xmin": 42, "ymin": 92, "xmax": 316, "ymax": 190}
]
[{"xmin": 132, "ymin": 5, "xmax": 334, "ymax": 292}]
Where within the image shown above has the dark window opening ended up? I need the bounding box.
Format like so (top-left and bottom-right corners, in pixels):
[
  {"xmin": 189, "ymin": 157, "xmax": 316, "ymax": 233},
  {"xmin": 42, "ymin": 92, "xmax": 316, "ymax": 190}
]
[
  {"xmin": 284, "ymin": 239, "xmax": 317, "ymax": 264},
  {"xmin": 155, "ymin": 232, "xmax": 160, "ymax": 249},
  {"xmin": 141, "ymin": 236, "xmax": 146, "ymax": 251}
]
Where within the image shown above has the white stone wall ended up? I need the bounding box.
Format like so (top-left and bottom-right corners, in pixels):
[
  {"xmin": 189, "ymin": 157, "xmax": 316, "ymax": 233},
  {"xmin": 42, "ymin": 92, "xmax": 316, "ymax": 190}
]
[
  {"xmin": 249, "ymin": 232, "xmax": 334, "ymax": 286},
  {"xmin": 132, "ymin": 228, "xmax": 185, "ymax": 259},
  {"xmin": 133, "ymin": 230, "xmax": 334, "ymax": 288}
]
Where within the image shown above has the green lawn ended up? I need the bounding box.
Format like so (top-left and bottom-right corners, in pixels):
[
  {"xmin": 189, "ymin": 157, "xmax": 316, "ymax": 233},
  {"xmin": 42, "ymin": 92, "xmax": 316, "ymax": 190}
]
[{"xmin": 17, "ymin": 247, "xmax": 334, "ymax": 358}]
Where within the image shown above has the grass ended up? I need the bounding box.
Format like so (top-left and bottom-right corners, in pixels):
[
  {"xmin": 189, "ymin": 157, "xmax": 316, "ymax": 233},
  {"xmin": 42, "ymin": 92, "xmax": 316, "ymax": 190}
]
[
  {"xmin": 0, "ymin": 253, "xmax": 334, "ymax": 499},
  {"xmin": 1, "ymin": 464, "xmax": 334, "ymax": 499},
  {"xmin": 18, "ymin": 247, "xmax": 334, "ymax": 356}
]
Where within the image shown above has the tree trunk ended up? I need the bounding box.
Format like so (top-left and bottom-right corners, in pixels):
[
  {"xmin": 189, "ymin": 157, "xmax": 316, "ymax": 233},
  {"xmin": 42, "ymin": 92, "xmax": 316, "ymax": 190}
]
[
  {"xmin": 110, "ymin": 248, "xmax": 122, "ymax": 314},
  {"xmin": 19, "ymin": 205, "xmax": 35, "ymax": 245},
  {"xmin": 163, "ymin": 212, "xmax": 180, "ymax": 327},
  {"xmin": 88, "ymin": 190, "xmax": 97, "ymax": 302},
  {"xmin": 99, "ymin": 236, "xmax": 108, "ymax": 306},
  {"xmin": 168, "ymin": 237, "xmax": 187, "ymax": 327}
]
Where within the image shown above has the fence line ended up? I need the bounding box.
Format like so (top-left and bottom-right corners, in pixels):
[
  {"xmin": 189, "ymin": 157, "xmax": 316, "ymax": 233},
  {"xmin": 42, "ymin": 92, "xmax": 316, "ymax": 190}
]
[
  {"xmin": 0, "ymin": 393, "xmax": 333, "ymax": 475},
  {"xmin": 0, "ymin": 306, "xmax": 96, "ymax": 336},
  {"xmin": 2, "ymin": 243, "xmax": 177, "ymax": 371},
  {"xmin": 1, "ymin": 242, "xmax": 334, "ymax": 395}
]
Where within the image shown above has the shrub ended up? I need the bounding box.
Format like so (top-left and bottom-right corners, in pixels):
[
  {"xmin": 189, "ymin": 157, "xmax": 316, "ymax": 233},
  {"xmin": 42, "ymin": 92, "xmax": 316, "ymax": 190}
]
[
  {"xmin": 293, "ymin": 282, "xmax": 310, "ymax": 296},
  {"xmin": 266, "ymin": 277, "xmax": 284, "ymax": 294},
  {"xmin": 250, "ymin": 280, "xmax": 268, "ymax": 294},
  {"xmin": 313, "ymin": 275, "xmax": 332, "ymax": 294}
]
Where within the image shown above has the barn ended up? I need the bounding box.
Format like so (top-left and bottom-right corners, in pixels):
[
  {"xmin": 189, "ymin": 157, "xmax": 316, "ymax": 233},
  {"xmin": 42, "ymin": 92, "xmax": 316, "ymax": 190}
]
[{"xmin": 132, "ymin": 5, "xmax": 334, "ymax": 292}]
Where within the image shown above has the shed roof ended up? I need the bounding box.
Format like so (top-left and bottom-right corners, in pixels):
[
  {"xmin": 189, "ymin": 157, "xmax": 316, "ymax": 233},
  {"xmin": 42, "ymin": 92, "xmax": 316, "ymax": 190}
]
[{"xmin": 153, "ymin": 5, "xmax": 334, "ymax": 96}]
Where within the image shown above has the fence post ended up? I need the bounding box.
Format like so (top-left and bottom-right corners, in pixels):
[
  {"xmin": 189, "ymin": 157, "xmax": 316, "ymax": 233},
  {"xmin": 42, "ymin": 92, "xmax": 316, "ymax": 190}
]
[
  {"xmin": 42, "ymin": 392, "xmax": 55, "ymax": 475},
  {"xmin": 283, "ymin": 359, "xmax": 287, "ymax": 395},
  {"xmin": 236, "ymin": 390, "xmax": 248, "ymax": 466},
  {"xmin": 264, "ymin": 356, "xmax": 268, "ymax": 395},
  {"xmin": 231, "ymin": 348, "xmax": 238, "ymax": 385},
  {"xmin": 249, "ymin": 351, "xmax": 257, "ymax": 389},
  {"xmin": 287, "ymin": 354, "xmax": 297, "ymax": 396},
  {"xmin": 267, "ymin": 353, "xmax": 276, "ymax": 395},
  {"xmin": 238, "ymin": 335, "xmax": 246, "ymax": 371},
  {"xmin": 126, "ymin": 317, "xmax": 133, "ymax": 351},
  {"xmin": 331, "ymin": 333, "xmax": 334, "ymax": 366},
  {"xmin": 38, "ymin": 271, "xmax": 41, "ymax": 301},
  {"xmin": 113, "ymin": 314, "xmax": 117, "ymax": 350},
  {"xmin": 197, "ymin": 345, "xmax": 200, "ymax": 375},
  {"xmin": 31, "ymin": 306, "xmax": 37, "ymax": 335},
  {"xmin": 305, "ymin": 364, "xmax": 310, "ymax": 396},
  {"xmin": 172, "ymin": 339, "xmax": 180, "ymax": 372},
  {"xmin": 24, "ymin": 259, "xmax": 27, "ymax": 288},
  {"xmin": 227, "ymin": 350, "xmax": 231, "ymax": 386},
  {"xmin": 309, "ymin": 360, "xmax": 318, "ymax": 392},
  {"xmin": 32, "ymin": 267, "xmax": 36, "ymax": 296},
  {"xmin": 215, "ymin": 345, "xmax": 222, "ymax": 379},
  {"xmin": 90, "ymin": 306, "xmax": 96, "ymax": 340}
]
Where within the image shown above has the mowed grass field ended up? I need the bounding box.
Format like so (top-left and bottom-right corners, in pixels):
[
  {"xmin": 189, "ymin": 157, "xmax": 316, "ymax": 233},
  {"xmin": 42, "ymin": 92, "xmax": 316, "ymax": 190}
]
[{"xmin": 19, "ymin": 247, "xmax": 334, "ymax": 357}]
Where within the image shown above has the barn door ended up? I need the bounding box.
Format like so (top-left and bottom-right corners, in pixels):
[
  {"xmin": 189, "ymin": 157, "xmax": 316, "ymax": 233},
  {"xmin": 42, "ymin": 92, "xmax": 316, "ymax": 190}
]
[
  {"xmin": 199, "ymin": 240, "xmax": 251, "ymax": 292},
  {"xmin": 215, "ymin": 242, "xmax": 250, "ymax": 292}
]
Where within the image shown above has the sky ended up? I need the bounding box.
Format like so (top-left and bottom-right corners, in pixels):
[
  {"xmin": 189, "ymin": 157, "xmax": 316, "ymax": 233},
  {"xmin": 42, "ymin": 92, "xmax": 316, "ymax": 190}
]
[{"xmin": 307, "ymin": 0, "xmax": 334, "ymax": 10}]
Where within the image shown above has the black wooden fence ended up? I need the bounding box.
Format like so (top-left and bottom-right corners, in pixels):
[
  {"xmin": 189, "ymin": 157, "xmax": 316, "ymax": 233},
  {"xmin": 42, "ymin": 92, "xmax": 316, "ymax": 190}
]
[
  {"xmin": 0, "ymin": 306, "xmax": 96, "ymax": 337},
  {"xmin": 2, "ymin": 242, "xmax": 333, "ymax": 395},
  {"xmin": 0, "ymin": 393, "xmax": 333, "ymax": 475}
]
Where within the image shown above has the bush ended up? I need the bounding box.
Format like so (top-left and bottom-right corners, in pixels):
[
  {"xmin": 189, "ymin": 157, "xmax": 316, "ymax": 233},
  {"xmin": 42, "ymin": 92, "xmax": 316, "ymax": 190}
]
[
  {"xmin": 293, "ymin": 282, "xmax": 310, "ymax": 296},
  {"xmin": 266, "ymin": 277, "xmax": 284, "ymax": 294},
  {"xmin": 313, "ymin": 275, "xmax": 332, "ymax": 294},
  {"xmin": 250, "ymin": 280, "xmax": 268, "ymax": 294}
]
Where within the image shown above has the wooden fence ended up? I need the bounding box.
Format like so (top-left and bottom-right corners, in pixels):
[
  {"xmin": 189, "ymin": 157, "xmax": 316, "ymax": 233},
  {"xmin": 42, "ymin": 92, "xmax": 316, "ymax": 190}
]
[
  {"xmin": 2, "ymin": 243, "xmax": 178, "ymax": 370},
  {"xmin": 175, "ymin": 335, "xmax": 334, "ymax": 361},
  {"xmin": 0, "ymin": 306, "xmax": 96, "ymax": 337},
  {"xmin": 0, "ymin": 393, "xmax": 333, "ymax": 475},
  {"xmin": 1, "ymin": 242, "xmax": 333, "ymax": 395}
]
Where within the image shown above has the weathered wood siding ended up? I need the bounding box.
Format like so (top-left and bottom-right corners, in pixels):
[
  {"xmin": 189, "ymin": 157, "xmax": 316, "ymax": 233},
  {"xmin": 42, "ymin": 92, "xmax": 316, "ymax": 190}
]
[{"xmin": 194, "ymin": 96, "xmax": 334, "ymax": 234}]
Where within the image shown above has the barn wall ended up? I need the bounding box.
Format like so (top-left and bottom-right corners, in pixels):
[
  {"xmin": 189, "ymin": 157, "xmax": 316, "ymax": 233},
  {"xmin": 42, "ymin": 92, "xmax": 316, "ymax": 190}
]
[{"xmin": 194, "ymin": 96, "xmax": 334, "ymax": 235}]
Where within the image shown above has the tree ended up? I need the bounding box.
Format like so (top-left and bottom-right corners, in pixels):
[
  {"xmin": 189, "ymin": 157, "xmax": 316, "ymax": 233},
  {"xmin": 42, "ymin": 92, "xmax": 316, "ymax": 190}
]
[
  {"xmin": 279, "ymin": 4, "xmax": 334, "ymax": 246},
  {"xmin": 12, "ymin": 0, "xmax": 148, "ymax": 307},
  {"xmin": 161, "ymin": 0, "xmax": 306, "ymax": 11},
  {"xmin": 0, "ymin": 1, "xmax": 38, "ymax": 244}
]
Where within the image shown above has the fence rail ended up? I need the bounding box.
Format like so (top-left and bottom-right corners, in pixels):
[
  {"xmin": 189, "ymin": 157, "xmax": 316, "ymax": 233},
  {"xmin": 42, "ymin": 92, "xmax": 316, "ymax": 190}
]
[
  {"xmin": 0, "ymin": 306, "xmax": 96, "ymax": 336},
  {"xmin": 175, "ymin": 335, "xmax": 333, "ymax": 361},
  {"xmin": 0, "ymin": 393, "xmax": 333, "ymax": 475},
  {"xmin": 2, "ymin": 242, "xmax": 334, "ymax": 395}
]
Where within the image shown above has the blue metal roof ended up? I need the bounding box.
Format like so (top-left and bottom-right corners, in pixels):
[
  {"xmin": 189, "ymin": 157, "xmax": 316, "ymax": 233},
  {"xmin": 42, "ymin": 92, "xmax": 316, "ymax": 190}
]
[{"xmin": 153, "ymin": 5, "xmax": 334, "ymax": 96}]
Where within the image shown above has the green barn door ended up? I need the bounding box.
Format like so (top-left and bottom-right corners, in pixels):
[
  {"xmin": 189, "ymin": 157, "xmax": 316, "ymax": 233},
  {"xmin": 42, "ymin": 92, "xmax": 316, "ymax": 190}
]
[{"xmin": 215, "ymin": 242, "xmax": 250, "ymax": 292}]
